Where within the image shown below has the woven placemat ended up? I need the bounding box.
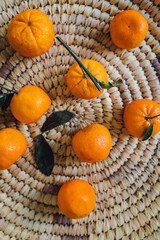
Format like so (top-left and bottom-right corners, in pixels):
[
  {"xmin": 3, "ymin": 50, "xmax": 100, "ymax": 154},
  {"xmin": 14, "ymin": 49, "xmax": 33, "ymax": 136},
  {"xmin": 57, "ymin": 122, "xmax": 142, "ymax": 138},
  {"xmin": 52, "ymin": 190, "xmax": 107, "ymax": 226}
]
[{"xmin": 0, "ymin": 0, "xmax": 160, "ymax": 239}]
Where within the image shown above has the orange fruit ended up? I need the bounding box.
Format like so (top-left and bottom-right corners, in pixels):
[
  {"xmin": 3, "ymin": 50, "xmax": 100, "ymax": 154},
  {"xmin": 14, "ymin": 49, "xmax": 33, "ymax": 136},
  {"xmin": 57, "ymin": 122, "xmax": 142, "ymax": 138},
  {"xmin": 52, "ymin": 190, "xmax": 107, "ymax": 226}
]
[
  {"xmin": 66, "ymin": 59, "xmax": 108, "ymax": 99},
  {"xmin": 110, "ymin": 10, "xmax": 148, "ymax": 49},
  {"xmin": 10, "ymin": 85, "xmax": 51, "ymax": 124},
  {"xmin": 72, "ymin": 124, "xmax": 112, "ymax": 163},
  {"xmin": 0, "ymin": 128, "xmax": 27, "ymax": 170},
  {"xmin": 7, "ymin": 9, "xmax": 55, "ymax": 57},
  {"xmin": 123, "ymin": 99, "xmax": 160, "ymax": 139},
  {"xmin": 57, "ymin": 179, "xmax": 96, "ymax": 219}
]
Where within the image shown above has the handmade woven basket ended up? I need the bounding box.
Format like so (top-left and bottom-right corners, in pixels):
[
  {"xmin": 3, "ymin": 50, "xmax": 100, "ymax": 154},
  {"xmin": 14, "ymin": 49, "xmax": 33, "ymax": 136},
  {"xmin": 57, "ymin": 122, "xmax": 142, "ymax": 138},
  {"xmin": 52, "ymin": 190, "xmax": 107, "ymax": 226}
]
[{"xmin": 0, "ymin": 0, "xmax": 160, "ymax": 239}]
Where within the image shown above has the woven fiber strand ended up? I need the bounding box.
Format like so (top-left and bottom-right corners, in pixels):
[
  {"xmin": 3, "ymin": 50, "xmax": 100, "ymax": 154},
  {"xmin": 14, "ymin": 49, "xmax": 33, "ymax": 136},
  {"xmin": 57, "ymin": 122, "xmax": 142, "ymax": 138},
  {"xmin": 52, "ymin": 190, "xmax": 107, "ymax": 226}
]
[{"xmin": 0, "ymin": 0, "xmax": 160, "ymax": 239}]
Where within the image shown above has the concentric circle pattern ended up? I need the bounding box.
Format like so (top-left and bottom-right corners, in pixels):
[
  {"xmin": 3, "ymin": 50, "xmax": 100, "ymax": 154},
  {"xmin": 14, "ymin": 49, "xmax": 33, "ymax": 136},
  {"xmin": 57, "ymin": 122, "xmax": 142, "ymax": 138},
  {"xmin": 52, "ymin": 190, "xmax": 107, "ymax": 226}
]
[{"xmin": 0, "ymin": 0, "xmax": 160, "ymax": 240}]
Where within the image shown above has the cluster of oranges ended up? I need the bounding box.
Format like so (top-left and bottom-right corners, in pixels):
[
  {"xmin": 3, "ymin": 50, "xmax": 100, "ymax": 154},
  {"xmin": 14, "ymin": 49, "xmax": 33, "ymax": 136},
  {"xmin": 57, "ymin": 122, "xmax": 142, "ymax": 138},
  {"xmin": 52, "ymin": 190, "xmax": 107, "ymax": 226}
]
[{"xmin": 0, "ymin": 8, "xmax": 160, "ymax": 219}]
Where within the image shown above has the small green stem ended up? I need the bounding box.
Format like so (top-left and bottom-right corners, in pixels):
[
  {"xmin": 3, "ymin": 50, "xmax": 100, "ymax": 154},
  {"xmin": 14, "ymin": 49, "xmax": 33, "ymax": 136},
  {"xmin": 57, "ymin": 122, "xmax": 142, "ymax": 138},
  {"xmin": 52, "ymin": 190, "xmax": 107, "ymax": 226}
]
[
  {"xmin": 80, "ymin": 66, "xmax": 88, "ymax": 79},
  {"xmin": 0, "ymin": 84, "xmax": 17, "ymax": 93},
  {"xmin": 145, "ymin": 114, "xmax": 160, "ymax": 120},
  {"xmin": 56, "ymin": 36, "xmax": 102, "ymax": 91}
]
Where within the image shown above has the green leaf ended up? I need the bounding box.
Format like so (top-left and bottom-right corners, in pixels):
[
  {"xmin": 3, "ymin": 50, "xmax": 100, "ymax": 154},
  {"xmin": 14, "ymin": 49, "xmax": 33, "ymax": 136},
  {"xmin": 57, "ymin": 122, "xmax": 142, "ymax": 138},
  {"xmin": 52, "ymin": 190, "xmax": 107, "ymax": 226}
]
[
  {"xmin": 0, "ymin": 90, "xmax": 15, "ymax": 110},
  {"xmin": 41, "ymin": 110, "xmax": 75, "ymax": 132},
  {"xmin": 2, "ymin": 93, "xmax": 14, "ymax": 110},
  {"xmin": 0, "ymin": 90, "xmax": 7, "ymax": 108},
  {"xmin": 142, "ymin": 122, "xmax": 153, "ymax": 141},
  {"xmin": 99, "ymin": 79, "xmax": 123, "ymax": 89},
  {"xmin": 34, "ymin": 135, "xmax": 54, "ymax": 176}
]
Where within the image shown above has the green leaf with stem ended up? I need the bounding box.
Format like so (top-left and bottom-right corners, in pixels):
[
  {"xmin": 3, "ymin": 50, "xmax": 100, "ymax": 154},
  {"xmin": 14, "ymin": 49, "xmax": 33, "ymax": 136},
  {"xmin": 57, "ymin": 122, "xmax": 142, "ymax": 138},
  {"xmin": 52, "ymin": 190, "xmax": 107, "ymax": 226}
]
[
  {"xmin": 142, "ymin": 121, "xmax": 153, "ymax": 141},
  {"xmin": 99, "ymin": 79, "xmax": 123, "ymax": 89}
]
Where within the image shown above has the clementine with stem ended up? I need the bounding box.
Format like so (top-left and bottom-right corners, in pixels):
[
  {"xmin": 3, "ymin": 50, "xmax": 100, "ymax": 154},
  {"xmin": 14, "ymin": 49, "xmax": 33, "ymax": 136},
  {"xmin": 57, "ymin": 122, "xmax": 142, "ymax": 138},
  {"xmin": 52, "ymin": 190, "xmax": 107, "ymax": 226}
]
[
  {"xmin": 56, "ymin": 36, "xmax": 122, "ymax": 99},
  {"xmin": 10, "ymin": 85, "xmax": 51, "ymax": 124},
  {"xmin": 123, "ymin": 99, "xmax": 160, "ymax": 140}
]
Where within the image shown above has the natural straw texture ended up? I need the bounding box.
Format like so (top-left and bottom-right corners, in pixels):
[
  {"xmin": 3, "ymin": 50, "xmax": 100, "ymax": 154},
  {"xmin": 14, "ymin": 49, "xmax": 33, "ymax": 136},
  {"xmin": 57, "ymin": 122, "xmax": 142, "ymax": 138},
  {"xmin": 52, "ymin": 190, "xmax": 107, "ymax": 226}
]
[{"xmin": 0, "ymin": 0, "xmax": 160, "ymax": 239}]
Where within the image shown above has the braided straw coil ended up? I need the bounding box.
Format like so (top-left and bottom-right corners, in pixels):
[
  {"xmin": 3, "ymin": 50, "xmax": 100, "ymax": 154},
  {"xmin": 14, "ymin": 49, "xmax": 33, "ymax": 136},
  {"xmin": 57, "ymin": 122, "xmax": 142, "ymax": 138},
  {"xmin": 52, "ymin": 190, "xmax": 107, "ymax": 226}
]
[{"xmin": 0, "ymin": 0, "xmax": 160, "ymax": 239}]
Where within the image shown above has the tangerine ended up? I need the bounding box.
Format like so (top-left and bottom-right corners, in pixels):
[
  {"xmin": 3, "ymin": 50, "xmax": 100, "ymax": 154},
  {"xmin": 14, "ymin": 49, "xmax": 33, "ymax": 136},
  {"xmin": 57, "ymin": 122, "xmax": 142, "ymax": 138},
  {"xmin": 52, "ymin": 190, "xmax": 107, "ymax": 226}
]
[
  {"xmin": 57, "ymin": 179, "xmax": 96, "ymax": 219},
  {"xmin": 110, "ymin": 10, "xmax": 148, "ymax": 49},
  {"xmin": 7, "ymin": 9, "xmax": 55, "ymax": 57},
  {"xmin": 66, "ymin": 59, "xmax": 108, "ymax": 99},
  {"xmin": 0, "ymin": 128, "xmax": 27, "ymax": 170},
  {"xmin": 72, "ymin": 124, "xmax": 112, "ymax": 163},
  {"xmin": 10, "ymin": 85, "xmax": 51, "ymax": 124},
  {"xmin": 123, "ymin": 99, "xmax": 160, "ymax": 139}
]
